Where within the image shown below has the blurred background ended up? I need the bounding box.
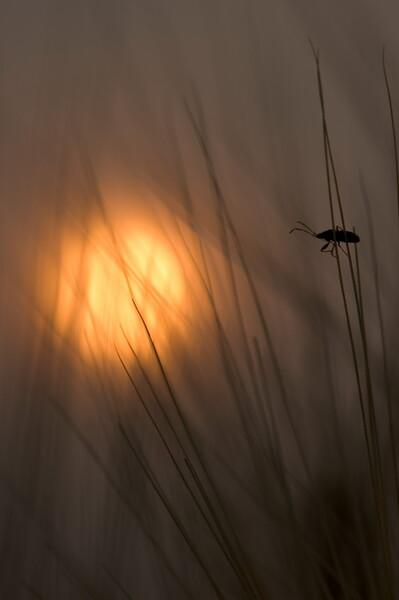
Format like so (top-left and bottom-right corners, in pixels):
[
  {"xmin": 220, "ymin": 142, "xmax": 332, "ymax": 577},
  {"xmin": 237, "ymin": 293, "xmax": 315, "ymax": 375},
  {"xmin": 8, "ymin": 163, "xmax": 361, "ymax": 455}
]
[{"xmin": 0, "ymin": 0, "xmax": 398, "ymax": 598}]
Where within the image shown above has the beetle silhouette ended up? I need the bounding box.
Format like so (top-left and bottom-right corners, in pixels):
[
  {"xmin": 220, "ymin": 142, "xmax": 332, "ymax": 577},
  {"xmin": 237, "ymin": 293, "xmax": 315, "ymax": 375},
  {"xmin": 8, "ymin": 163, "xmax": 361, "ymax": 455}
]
[{"xmin": 290, "ymin": 221, "xmax": 360, "ymax": 257}]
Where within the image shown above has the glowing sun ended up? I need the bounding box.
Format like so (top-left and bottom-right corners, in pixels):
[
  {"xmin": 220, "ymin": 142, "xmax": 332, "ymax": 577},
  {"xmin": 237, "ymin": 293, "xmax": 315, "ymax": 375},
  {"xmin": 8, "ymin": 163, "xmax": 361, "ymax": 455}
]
[{"xmin": 50, "ymin": 223, "xmax": 186, "ymax": 361}]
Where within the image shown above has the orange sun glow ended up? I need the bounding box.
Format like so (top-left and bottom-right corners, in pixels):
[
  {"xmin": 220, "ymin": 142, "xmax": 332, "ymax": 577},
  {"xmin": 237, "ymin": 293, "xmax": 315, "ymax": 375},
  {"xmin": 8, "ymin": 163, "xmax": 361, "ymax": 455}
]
[{"xmin": 47, "ymin": 222, "xmax": 186, "ymax": 362}]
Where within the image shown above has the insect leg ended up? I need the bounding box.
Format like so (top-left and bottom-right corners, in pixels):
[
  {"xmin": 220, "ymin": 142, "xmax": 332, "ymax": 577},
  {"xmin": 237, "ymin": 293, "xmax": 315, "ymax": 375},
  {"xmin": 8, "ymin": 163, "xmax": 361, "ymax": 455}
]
[{"xmin": 320, "ymin": 242, "xmax": 331, "ymax": 252}]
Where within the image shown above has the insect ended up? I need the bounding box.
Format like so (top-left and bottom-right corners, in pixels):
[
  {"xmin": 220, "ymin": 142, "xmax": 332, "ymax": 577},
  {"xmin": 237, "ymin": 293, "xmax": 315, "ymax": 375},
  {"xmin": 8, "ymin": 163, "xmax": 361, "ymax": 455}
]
[{"xmin": 290, "ymin": 221, "xmax": 360, "ymax": 257}]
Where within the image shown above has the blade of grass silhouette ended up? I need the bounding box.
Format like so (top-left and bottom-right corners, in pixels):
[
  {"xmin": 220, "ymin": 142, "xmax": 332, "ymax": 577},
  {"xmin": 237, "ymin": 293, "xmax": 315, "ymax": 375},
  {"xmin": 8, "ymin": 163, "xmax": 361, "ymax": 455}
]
[
  {"xmin": 310, "ymin": 42, "xmax": 395, "ymax": 598},
  {"xmin": 183, "ymin": 97, "xmax": 313, "ymax": 484},
  {"xmin": 353, "ymin": 235, "xmax": 395, "ymax": 588},
  {"xmin": 184, "ymin": 94, "xmax": 341, "ymax": 598},
  {"xmin": 186, "ymin": 103, "xmax": 344, "ymax": 592},
  {"xmin": 170, "ymin": 205, "xmax": 287, "ymax": 480},
  {"xmin": 101, "ymin": 565, "xmax": 133, "ymax": 600},
  {"xmin": 201, "ymin": 428, "xmax": 366, "ymax": 600},
  {"xmin": 214, "ymin": 192, "xmax": 274, "ymax": 447},
  {"xmin": 361, "ymin": 175, "xmax": 399, "ymax": 517},
  {"xmin": 47, "ymin": 542, "xmax": 106, "ymax": 600},
  {"xmin": 126, "ymin": 246, "xmax": 269, "ymax": 598},
  {"xmin": 252, "ymin": 337, "xmax": 284, "ymax": 470},
  {"xmin": 19, "ymin": 581, "xmax": 44, "ymax": 599},
  {"xmin": 184, "ymin": 456, "xmax": 268, "ymax": 600},
  {"xmin": 118, "ymin": 423, "xmax": 227, "ymax": 600},
  {"xmin": 310, "ymin": 38, "xmax": 370, "ymax": 474},
  {"xmin": 122, "ymin": 189, "xmax": 272, "ymax": 599},
  {"xmin": 382, "ymin": 47, "xmax": 399, "ymax": 230},
  {"xmin": 180, "ymin": 104, "xmax": 342, "ymax": 597},
  {"xmin": 49, "ymin": 397, "xmax": 194, "ymax": 598},
  {"xmin": 119, "ymin": 327, "xmax": 189, "ymax": 456},
  {"xmin": 115, "ymin": 342, "xmax": 264, "ymax": 600}
]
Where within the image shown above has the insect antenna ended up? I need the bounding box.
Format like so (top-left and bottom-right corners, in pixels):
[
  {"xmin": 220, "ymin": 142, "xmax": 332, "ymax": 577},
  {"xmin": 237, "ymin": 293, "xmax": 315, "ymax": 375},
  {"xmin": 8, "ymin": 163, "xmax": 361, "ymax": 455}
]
[
  {"xmin": 297, "ymin": 221, "xmax": 318, "ymax": 235},
  {"xmin": 289, "ymin": 221, "xmax": 318, "ymax": 237}
]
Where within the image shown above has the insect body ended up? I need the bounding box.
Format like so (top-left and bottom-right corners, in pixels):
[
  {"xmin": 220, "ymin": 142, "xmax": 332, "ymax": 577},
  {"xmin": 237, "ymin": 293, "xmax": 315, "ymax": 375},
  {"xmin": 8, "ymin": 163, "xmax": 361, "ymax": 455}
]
[{"xmin": 290, "ymin": 221, "xmax": 360, "ymax": 257}]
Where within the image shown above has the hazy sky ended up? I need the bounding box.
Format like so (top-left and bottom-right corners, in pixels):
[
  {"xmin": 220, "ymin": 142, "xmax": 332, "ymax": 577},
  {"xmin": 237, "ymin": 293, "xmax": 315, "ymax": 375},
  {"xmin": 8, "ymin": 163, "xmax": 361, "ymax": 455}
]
[
  {"xmin": 0, "ymin": 0, "xmax": 397, "ymax": 409},
  {"xmin": 1, "ymin": 0, "xmax": 398, "ymax": 239},
  {"xmin": 0, "ymin": 0, "xmax": 397, "ymax": 429},
  {"xmin": 0, "ymin": 4, "xmax": 398, "ymax": 597}
]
